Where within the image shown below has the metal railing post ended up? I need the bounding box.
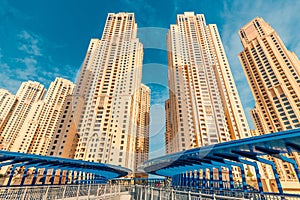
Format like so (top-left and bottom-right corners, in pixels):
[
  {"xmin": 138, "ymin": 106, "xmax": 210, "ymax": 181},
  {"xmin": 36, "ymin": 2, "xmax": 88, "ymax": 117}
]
[
  {"xmin": 140, "ymin": 185, "xmax": 143, "ymax": 200},
  {"xmin": 145, "ymin": 186, "xmax": 148, "ymax": 200},
  {"xmin": 62, "ymin": 185, "xmax": 67, "ymax": 200},
  {"xmin": 76, "ymin": 184, "xmax": 80, "ymax": 200},
  {"xmin": 21, "ymin": 187, "xmax": 28, "ymax": 200},
  {"xmin": 87, "ymin": 184, "xmax": 91, "ymax": 200},
  {"xmin": 213, "ymin": 193, "xmax": 216, "ymax": 200},
  {"xmin": 96, "ymin": 184, "xmax": 102, "ymax": 197},
  {"xmin": 151, "ymin": 187, "xmax": 154, "ymax": 200},
  {"xmin": 42, "ymin": 186, "xmax": 50, "ymax": 200},
  {"xmin": 159, "ymin": 187, "xmax": 162, "ymax": 200}
]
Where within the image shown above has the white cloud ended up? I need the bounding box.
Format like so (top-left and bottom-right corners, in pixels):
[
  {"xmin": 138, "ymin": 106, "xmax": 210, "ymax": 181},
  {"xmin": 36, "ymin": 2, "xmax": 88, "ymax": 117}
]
[
  {"xmin": 0, "ymin": 50, "xmax": 21, "ymax": 93},
  {"xmin": 15, "ymin": 57, "xmax": 38, "ymax": 80},
  {"xmin": 18, "ymin": 30, "xmax": 42, "ymax": 56}
]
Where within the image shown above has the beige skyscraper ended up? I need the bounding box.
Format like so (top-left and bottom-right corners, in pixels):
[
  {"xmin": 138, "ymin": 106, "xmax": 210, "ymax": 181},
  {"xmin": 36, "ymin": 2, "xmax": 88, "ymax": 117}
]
[
  {"xmin": 0, "ymin": 81, "xmax": 45, "ymax": 150},
  {"xmin": 238, "ymin": 17, "xmax": 300, "ymax": 192},
  {"xmin": 134, "ymin": 84, "xmax": 150, "ymax": 173},
  {"xmin": 53, "ymin": 13, "xmax": 150, "ymax": 171},
  {"xmin": 48, "ymin": 95, "xmax": 79, "ymax": 158},
  {"xmin": 10, "ymin": 78, "xmax": 74, "ymax": 155},
  {"xmin": 239, "ymin": 17, "xmax": 300, "ymax": 133},
  {"xmin": 166, "ymin": 12, "xmax": 250, "ymax": 154},
  {"xmin": 0, "ymin": 89, "xmax": 17, "ymax": 134}
]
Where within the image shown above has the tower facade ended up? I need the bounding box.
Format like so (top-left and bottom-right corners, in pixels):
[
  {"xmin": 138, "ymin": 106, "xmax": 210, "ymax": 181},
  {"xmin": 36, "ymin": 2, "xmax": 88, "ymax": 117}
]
[
  {"xmin": 10, "ymin": 78, "xmax": 74, "ymax": 155},
  {"xmin": 134, "ymin": 84, "xmax": 150, "ymax": 172},
  {"xmin": 61, "ymin": 13, "xmax": 150, "ymax": 171},
  {"xmin": 166, "ymin": 12, "xmax": 250, "ymax": 154},
  {"xmin": 239, "ymin": 17, "xmax": 300, "ymax": 134},
  {"xmin": 238, "ymin": 17, "xmax": 300, "ymax": 190},
  {"xmin": 47, "ymin": 95, "xmax": 79, "ymax": 158},
  {"xmin": 0, "ymin": 81, "xmax": 45, "ymax": 150},
  {"xmin": 0, "ymin": 89, "xmax": 17, "ymax": 134}
]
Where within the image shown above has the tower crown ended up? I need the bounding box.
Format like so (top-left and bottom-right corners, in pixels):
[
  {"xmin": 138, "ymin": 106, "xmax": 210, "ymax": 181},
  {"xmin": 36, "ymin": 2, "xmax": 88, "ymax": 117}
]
[{"xmin": 239, "ymin": 17, "xmax": 274, "ymax": 47}]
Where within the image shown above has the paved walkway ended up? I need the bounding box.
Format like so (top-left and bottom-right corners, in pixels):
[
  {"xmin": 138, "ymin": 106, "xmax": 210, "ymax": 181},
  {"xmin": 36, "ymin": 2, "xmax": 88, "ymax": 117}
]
[{"xmin": 119, "ymin": 194, "xmax": 132, "ymax": 200}]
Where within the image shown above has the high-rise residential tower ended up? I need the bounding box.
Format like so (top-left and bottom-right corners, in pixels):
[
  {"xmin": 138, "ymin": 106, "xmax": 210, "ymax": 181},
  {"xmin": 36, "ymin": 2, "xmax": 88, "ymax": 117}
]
[
  {"xmin": 134, "ymin": 84, "xmax": 150, "ymax": 173},
  {"xmin": 56, "ymin": 13, "xmax": 150, "ymax": 171},
  {"xmin": 239, "ymin": 17, "xmax": 300, "ymax": 133},
  {"xmin": 47, "ymin": 95, "xmax": 80, "ymax": 158},
  {"xmin": 10, "ymin": 78, "xmax": 74, "ymax": 155},
  {"xmin": 0, "ymin": 81, "xmax": 45, "ymax": 150},
  {"xmin": 166, "ymin": 12, "xmax": 250, "ymax": 154},
  {"xmin": 238, "ymin": 17, "xmax": 300, "ymax": 191},
  {"xmin": 0, "ymin": 89, "xmax": 17, "ymax": 134}
]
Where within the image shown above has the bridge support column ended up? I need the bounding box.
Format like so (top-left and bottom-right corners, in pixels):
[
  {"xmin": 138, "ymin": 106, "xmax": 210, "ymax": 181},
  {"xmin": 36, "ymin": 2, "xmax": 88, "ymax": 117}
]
[
  {"xmin": 252, "ymin": 162, "xmax": 263, "ymax": 192},
  {"xmin": 58, "ymin": 170, "xmax": 63, "ymax": 185},
  {"xmin": 191, "ymin": 170, "xmax": 196, "ymax": 188},
  {"xmin": 171, "ymin": 174, "xmax": 176, "ymax": 187},
  {"xmin": 75, "ymin": 171, "xmax": 79, "ymax": 184},
  {"xmin": 177, "ymin": 174, "xmax": 180, "ymax": 187},
  {"xmin": 80, "ymin": 172, "xmax": 83, "ymax": 184},
  {"xmin": 196, "ymin": 170, "xmax": 200, "ymax": 189},
  {"xmin": 31, "ymin": 168, "xmax": 39, "ymax": 186},
  {"xmin": 71, "ymin": 170, "xmax": 75, "ymax": 184},
  {"xmin": 93, "ymin": 174, "xmax": 96, "ymax": 184},
  {"xmin": 89, "ymin": 173, "xmax": 92, "ymax": 184},
  {"xmin": 240, "ymin": 164, "xmax": 247, "ymax": 191},
  {"xmin": 41, "ymin": 167, "xmax": 48, "ymax": 185},
  {"xmin": 210, "ymin": 168, "xmax": 214, "ymax": 189},
  {"xmin": 202, "ymin": 169, "xmax": 206, "ymax": 188},
  {"xmin": 229, "ymin": 167, "xmax": 234, "ymax": 190},
  {"xmin": 84, "ymin": 172, "xmax": 87, "ymax": 184},
  {"xmin": 50, "ymin": 168, "xmax": 57, "ymax": 185},
  {"xmin": 7, "ymin": 165, "xmax": 16, "ymax": 186},
  {"xmin": 186, "ymin": 171, "xmax": 191, "ymax": 187},
  {"xmin": 179, "ymin": 173, "xmax": 182, "ymax": 187},
  {"xmin": 218, "ymin": 167, "xmax": 223, "ymax": 190},
  {"xmin": 20, "ymin": 167, "xmax": 29, "ymax": 186},
  {"xmin": 65, "ymin": 170, "xmax": 69, "ymax": 184}
]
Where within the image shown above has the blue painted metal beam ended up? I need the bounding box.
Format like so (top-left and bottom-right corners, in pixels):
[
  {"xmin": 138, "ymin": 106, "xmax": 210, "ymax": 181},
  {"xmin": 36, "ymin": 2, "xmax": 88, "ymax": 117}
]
[
  {"xmin": 0, "ymin": 150, "xmax": 131, "ymax": 182},
  {"xmin": 255, "ymin": 145, "xmax": 300, "ymax": 182}
]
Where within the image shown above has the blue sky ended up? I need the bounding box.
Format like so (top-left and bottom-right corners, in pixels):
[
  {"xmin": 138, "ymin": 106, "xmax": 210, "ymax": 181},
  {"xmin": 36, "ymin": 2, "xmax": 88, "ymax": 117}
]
[{"xmin": 0, "ymin": 0, "xmax": 300, "ymax": 158}]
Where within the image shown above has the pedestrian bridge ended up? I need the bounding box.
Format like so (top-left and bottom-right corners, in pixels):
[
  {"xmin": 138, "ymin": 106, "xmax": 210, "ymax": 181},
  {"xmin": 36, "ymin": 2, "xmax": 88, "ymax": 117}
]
[
  {"xmin": 142, "ymin": 128, "xmax": 300, "ymax": 195},
  {"xmin": 0, "ymin": 128, "xmax": 300, "ymax": 199},
  {"xmin": 1, "ymin": 183, "xmax": 300, "ymax": 199}
]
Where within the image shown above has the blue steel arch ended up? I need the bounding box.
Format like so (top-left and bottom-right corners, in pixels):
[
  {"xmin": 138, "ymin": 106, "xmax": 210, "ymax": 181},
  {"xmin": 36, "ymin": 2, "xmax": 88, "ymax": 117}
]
[
  {"xmin": 141, "ymin": 128, "xmax": 300, "ymax": 195},
  {"xmin": 0, "ymin": 150, "xmax": 131, "ymax": 186}
]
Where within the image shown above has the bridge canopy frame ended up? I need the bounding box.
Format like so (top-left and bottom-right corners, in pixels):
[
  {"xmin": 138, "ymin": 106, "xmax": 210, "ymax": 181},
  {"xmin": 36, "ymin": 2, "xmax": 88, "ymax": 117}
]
[
  {"xmin": 0, "ymin": 150, "xmax": 131, "ymax": 186},
  {"xmin": 141, "ymin": 128, "xmax": 300, "ymax": 195}
]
